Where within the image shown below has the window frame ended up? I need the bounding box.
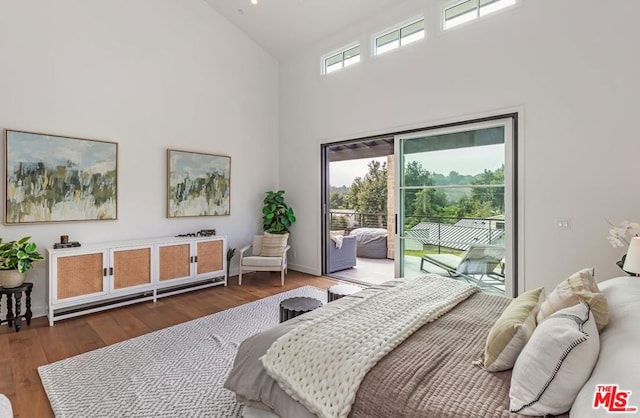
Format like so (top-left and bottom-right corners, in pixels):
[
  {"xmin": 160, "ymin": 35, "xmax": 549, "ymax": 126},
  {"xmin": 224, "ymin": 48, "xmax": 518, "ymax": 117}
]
[
  {"xmin": 372, "ymin": 16, "xmax": 425, "ymax": 57},
  {"xmin": 442, "ymin": 0, "xmax": 520, "ymax": 31},
  {"xmin": 321, "ymin": 42, "xmax": 361, "ymax": 75}
]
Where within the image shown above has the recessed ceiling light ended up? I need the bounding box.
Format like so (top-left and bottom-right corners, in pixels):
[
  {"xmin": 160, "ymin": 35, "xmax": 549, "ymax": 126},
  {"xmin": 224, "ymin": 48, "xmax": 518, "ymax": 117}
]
[{"xmin": 250, "ymin": 0, "xmax": 258, "ymax": 4}]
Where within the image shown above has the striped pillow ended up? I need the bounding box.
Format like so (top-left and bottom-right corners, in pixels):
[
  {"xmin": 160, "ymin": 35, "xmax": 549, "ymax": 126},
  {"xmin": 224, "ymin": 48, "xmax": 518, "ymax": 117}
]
[
  {"xmin": 260, "ymin": 232, "xmax": 289, "ymax": 257},
  {"xmin": 536, "ymin": 268, "xmax": 609, "ymax": 330}
]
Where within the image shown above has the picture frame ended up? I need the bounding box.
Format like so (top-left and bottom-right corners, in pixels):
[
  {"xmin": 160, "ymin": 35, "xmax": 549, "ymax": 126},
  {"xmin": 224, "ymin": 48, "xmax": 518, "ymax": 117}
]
[
  {"xmin": 4, "ymin": 129, "xmax": 118, "ymax": 225},
  {"xmin": 167, "ymin": 149, "xmax": 231, "ymax": 218}
]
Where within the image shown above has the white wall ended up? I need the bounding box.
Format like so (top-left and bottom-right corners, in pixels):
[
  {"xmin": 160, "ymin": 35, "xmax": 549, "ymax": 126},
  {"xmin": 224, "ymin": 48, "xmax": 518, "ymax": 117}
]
[
  {"xmin": 0, "ymin": 0, "xmax": 279, "ymax": 318},
  {"xmin": 280, "ymin": 0, "xmax": 640, "ymax": 292}
]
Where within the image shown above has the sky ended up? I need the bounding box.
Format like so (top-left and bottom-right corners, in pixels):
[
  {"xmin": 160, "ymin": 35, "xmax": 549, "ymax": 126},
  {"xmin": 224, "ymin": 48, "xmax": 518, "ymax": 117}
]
[{"xmin": 329, "ymin": 144, "xmax": 504, "ymax": 187}]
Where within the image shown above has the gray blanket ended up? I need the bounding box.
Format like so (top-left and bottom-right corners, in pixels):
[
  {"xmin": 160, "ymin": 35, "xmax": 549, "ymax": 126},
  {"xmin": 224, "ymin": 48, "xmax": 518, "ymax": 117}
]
[{"xmin": 224, "ymin": 283, "xmax": 566, "ymax": 418}]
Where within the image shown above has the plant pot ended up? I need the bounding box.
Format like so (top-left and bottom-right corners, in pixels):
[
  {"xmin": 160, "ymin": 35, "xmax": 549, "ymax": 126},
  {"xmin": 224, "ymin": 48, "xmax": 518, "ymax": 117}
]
[{"xmin": 0, "ymin": 270, "xmax": 26, "ymax": 288}]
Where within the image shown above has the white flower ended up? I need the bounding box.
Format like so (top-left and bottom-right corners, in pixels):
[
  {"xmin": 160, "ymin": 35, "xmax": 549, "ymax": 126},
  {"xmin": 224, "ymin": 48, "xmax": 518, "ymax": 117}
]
[
  {"xmin": 608, "ymin": 235, "xmax": 625, "ymax": 248},
  {"xmin": 607, "ymin": 220, "xmax": 640, "ymax": 248}
]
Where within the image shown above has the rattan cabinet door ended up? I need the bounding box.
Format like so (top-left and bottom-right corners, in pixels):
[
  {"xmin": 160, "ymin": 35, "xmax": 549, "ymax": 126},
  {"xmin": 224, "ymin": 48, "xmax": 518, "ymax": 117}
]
[
  {"xmin": 110, "ymin": 245, "xmax": 154, "ymax": 293},
  {"xmin": 52, "ymin": 250, "xmax": 108, "ymax": 302},
  {"xmin": 195, "ymin": 239, "xmax": 224, "ymax": 277},
  {"xmin": 157, "ymin": 242, "xmax": 193, "ymax": 282}
]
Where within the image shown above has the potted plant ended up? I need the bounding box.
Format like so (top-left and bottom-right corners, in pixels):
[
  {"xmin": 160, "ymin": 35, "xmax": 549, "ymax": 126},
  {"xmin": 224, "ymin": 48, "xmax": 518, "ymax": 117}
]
[
  {"xmin": 0, "ymin": 236, "xmax": 44, "ymax": 288},
  {"xmin": 226, "ymin": 247, "xmax": 236, "ymax": 278},
  {"xmin": 262, "ymin": 190, "xmax": 296, "ymax": 234}
]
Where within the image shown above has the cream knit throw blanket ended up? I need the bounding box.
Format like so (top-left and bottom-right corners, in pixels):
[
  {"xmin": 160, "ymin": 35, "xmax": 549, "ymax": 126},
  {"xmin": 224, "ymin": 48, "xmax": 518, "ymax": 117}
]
[{"xmin": 261, "ymin": 275, "xmax": 479, "ymax": 418}]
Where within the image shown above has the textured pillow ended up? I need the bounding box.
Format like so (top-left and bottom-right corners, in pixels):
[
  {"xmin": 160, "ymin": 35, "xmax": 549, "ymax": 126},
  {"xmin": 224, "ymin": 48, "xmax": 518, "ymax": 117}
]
[
  {"xmin": 510, "ymin": 301, "xmax": 600, "ymax": 416},
  {"xmin": 260, "ymin": 232, "xmax": 289, "ymax": 257},
  {"xmin": 478, "ymin": 287, "xmax": 544, "ymax": 372},
  {"xmin": 537, "ymin": 267, "xmax": 609, "ymax": 330}
]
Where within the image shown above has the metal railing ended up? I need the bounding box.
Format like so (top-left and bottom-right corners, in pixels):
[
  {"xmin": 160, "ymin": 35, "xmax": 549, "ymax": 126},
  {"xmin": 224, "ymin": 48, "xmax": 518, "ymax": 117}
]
[
  {"xmin": 329, "ymin": 211, "xmax": 388, "ymax": 231},
  {"xmin": 329, "ymin": 211, "xmax": 504, "ymax": 253}
]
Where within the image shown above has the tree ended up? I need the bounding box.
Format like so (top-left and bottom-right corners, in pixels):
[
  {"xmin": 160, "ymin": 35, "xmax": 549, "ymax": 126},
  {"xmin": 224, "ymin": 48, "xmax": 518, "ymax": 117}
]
[
  {"xmin": 345, "ymin": 160, "xmax": 387, "ymax": 227},
  {"xmin": 471, "ymin": 165, "xmax": 504, "ymax": 215},
  {"xmin": 329, "ymin": 191, "xmax": 347, "ymax": 209}
]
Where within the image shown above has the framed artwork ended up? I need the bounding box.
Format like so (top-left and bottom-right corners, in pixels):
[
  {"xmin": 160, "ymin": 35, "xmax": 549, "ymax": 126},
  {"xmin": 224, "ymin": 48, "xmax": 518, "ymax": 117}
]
[
  {"xmin": 4, "ymin": 129, "xmax": 118, "ymax": 224},
  {"xmin": 167, "ymin": 149, "xmax": 230, "ymax": 218}
]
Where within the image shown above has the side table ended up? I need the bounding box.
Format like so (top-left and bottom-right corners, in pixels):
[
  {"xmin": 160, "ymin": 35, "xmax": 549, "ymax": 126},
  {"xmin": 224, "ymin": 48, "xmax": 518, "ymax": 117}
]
[
  {"xmin": 279, "ymin": 297, "xmax": 322, "ymax": 323},
  {"xmin": 327, "ymin": 283, "xmax": 363, "ymax": 302},
  {"xmin": 0, "ymin": 282, "xmax": 33, "ymax": 332}
]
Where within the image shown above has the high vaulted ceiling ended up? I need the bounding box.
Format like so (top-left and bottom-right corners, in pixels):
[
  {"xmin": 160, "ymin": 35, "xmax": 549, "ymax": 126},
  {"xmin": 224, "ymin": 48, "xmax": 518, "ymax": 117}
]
[{"xmin": 203, "ymin": 0, "xmax": 400, "ymax": 59}]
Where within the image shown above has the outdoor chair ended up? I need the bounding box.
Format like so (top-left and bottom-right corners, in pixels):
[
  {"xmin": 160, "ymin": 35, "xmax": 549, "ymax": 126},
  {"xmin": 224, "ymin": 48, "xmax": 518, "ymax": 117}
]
[{"xmin": 420, "ymin": 244, "xmax": 505, "ymax": 290}]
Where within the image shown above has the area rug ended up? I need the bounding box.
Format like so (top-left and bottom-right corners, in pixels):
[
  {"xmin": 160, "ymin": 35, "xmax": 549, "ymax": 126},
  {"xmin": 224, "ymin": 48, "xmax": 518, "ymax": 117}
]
[{"xmin": 38, "ymin": 286, "xmax": 326, "ymax": 418}]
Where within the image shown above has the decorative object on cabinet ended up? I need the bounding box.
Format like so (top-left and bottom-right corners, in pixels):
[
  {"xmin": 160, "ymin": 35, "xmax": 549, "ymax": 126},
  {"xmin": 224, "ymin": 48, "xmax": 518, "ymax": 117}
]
[
  {"xmin": 167, "ymin": 149, "xmax": 230, "ymax": 218},
  {"xmin": 0, "ymin": 236, "xmax": 43, "ymax": 288},
  {"xmin": 262, "ymin": 190, "xmax": 296, "ymax": 234},
  {"xmin": 3, "ymin": 129, "xmax": 117, "ymax": 224},
  {"xmin": 47, "ymin": 235, "xmax": 227, "ymax": 325}
]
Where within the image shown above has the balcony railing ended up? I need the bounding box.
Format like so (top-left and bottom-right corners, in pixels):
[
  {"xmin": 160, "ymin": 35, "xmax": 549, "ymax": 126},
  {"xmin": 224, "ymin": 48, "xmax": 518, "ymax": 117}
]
[
  {"xmin": 329, "ymin": 210, "xmax": 504, "ymax": 252},
  {"xmin": 329, "ymin": 210, "xmax": 388, "ymax": 231}
]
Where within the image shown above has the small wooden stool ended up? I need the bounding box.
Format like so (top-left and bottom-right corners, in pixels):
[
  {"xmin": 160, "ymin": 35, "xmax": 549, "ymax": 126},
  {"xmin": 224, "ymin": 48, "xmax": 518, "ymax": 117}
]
[
  {"xmin": 327, "ymin": 283, "xmax": 363, "ymax": 302},
  {"xmin": 0, "ymin": 282, "xmax": 34, "ymax": 332},
  {"xmin": 279, "ymin": 297, "xmax": 322, "ymax": 323}
]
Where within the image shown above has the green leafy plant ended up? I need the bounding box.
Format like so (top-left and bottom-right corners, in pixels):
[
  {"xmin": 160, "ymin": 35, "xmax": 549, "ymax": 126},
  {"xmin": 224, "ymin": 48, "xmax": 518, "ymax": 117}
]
[
  {"xmin": 0, "ymin": 236, "xmax": 44, "ymax": 273},
  {"xmin": 262, "ymin": 190, "xmax": 296, "ymax": 234},
  {"xmin": 226, "ymin": 247, "xmax": 236, "ymax": 277}
]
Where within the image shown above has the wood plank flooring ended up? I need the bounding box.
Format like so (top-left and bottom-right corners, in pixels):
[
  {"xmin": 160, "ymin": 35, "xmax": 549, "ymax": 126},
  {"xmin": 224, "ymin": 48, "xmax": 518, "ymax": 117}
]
[{"xmin": 0, "ymin": 271, "xmax": 337, "ymax": 418}]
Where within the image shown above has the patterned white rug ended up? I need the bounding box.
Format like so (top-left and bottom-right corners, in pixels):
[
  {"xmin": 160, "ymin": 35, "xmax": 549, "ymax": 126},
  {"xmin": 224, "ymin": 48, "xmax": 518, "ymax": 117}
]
[{"xmin": 38, "ymin": 286, "xmax": 326, "ymax": 418}]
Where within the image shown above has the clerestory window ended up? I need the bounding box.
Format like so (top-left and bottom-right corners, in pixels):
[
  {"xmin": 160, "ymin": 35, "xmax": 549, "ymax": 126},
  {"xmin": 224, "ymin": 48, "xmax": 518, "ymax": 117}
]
[
  {"xmin": 323, "ymin": 44, "xmax": 361, "ymax": 74},
  {"xmin": 374, "ymin": 18, "xmax": 425, "ymax": 56},
  {"xmin": 444, "ymin": 0, "xmax": 517, "ymax": 30}
]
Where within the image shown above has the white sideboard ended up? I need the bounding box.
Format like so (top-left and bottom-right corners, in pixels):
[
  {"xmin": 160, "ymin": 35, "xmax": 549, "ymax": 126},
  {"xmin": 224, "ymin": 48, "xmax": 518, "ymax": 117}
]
[{"xmin": 47, "ymin": 236, "xmax": 226, "ymax": 325}]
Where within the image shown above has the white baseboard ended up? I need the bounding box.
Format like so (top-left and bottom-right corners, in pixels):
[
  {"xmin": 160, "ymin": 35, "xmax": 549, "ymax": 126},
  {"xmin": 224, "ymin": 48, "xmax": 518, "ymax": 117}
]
[{"xmin": 288, "ymin": 263, "xmax": 320, "ymax": 276}]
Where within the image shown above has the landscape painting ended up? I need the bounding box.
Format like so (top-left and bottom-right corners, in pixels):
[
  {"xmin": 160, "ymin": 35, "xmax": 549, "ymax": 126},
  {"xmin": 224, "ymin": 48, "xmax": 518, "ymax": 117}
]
[
  {"xmin": 167, "ymin": 149, "xmax": 230, "ymax": 217},
  {"xmin": 4, "ymin": 130, "xmax": 118, "ymax": 224}
]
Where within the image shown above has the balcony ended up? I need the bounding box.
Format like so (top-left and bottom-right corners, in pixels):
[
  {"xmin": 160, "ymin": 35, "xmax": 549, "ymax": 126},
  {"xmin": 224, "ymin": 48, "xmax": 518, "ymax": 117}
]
[{"xmin": 328, "ymin": 211, "xmax": 505, "ymax": 294}]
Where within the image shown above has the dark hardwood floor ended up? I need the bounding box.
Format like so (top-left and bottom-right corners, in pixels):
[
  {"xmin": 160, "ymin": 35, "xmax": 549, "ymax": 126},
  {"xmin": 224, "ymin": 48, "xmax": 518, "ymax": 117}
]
[{"xmin": 0, "ymin": 271, "xmax": 338, "ymax": 418}]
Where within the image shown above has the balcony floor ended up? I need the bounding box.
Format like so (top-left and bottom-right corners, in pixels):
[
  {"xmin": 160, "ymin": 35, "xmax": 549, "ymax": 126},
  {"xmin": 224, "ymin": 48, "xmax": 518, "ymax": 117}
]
[{"xmin": 328, "ymin": 255, "xmax": 504, "ymax": 295}]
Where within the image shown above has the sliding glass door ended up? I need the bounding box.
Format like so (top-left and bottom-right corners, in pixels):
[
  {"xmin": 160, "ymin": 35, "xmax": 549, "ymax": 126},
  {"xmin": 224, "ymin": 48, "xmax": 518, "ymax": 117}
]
[{"xmin": 395, "ymin": 118, "xmax": 515, "ymax": 296}]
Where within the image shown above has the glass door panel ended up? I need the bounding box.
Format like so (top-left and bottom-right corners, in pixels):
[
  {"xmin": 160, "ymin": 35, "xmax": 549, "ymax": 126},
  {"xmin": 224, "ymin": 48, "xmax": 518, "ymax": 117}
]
[{"xmin": 396, "ymin": 119, "xmax": 513, "ymax": 296}]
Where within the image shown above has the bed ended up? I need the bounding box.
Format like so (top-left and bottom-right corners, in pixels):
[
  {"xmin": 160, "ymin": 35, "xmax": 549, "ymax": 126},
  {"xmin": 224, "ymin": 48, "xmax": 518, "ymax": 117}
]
[{"xmin": 224, "ymin": 275, "xmax": 640, "ymax": 418}]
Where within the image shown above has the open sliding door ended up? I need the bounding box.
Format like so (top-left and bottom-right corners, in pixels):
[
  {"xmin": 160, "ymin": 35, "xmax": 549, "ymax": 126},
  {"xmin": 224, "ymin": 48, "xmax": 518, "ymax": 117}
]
[{"xmin": 394, "ymin": 117, "xmax": 516, "ymax": 296}]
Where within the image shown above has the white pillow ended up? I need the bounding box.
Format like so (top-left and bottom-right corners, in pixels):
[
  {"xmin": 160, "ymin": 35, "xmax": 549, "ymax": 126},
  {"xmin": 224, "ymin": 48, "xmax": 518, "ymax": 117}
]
[
  {"xmin": 510, "ymin": 301, "xmax": 600, "ymax": 416},
  {"xmin": 570, "ymin": 276, "xmax": 640, "ymax": 417}
]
